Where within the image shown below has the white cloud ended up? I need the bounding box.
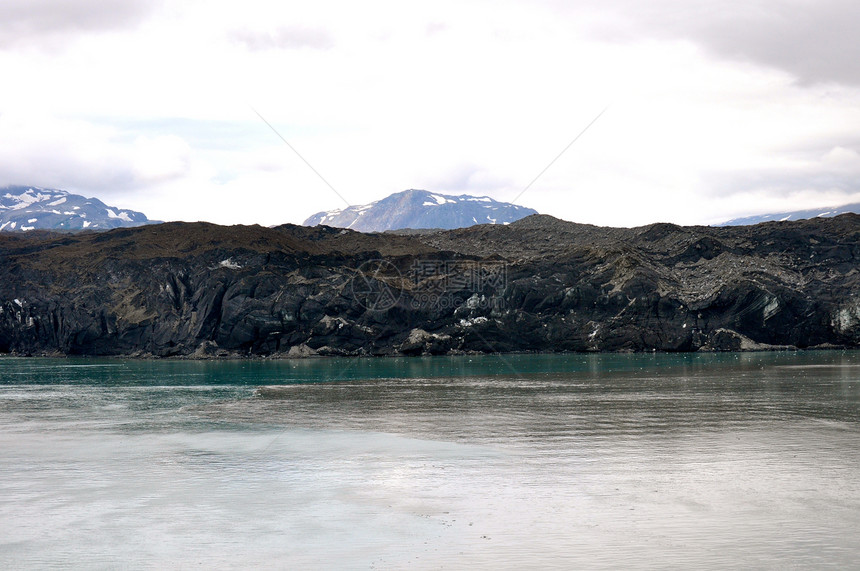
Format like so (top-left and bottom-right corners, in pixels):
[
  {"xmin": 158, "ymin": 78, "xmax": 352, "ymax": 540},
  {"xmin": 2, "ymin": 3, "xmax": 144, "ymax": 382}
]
[
  {"xmin": 131, "ymin": 135, "xmax": 192, "ymax": 183},
  {"xmin": 0, "ymin": 113, "xmax": 136, "ymax": 192},
  {"xmin": 609, "ymin": 0, "xmax": 860, "ymax": 86},
  {"xmin": 422, "ymin": 163, "xmax": 514, "ymax": 193},
  {"xmin": 0, "ymin": 114, "xmax": 192, "ymax": 197},
  {"xmin": 1, "ymin": 0, "xmax": 860, "ymax": 227},
  {"xmin": 230, "ymin": 26, "xmax": 334, "ymax": 51},
  {"xmin": 0, "ymin": 0, "xmax": 158, "ymax": 49}
]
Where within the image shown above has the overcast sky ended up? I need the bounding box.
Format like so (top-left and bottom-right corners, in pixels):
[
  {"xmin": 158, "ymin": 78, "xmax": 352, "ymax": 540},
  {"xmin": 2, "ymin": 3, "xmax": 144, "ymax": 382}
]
[{"xmin": 2, "ymin": 0, "xmax": 860, "ymax": 227}]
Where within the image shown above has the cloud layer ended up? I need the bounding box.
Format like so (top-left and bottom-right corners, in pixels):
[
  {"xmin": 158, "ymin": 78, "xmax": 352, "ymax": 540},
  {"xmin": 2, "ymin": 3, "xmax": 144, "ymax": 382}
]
[
  {"xmin": 1, "ymin": 0, "xmax": 860, "ymax": 226},
  {"xmin": 601, "ymin": 0, "xmax": 860, "ymax": 86},
  {"xmin": 0, "ymin": 0, "xmax": 157, "ymax": 47}
]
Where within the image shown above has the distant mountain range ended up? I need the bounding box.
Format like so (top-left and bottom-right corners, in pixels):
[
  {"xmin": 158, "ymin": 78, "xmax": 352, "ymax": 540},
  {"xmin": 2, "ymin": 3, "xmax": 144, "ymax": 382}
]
[
  {"xmin": 718, "ymin": 202, "xmax": 860, "ymax": 226},
  {"xmin": 303, "ymin": 189, "xmax": 538, "ymax": 232},
  {"xmin": 0, "ymin": 186, "xmax": 157, "ymax": 232}
]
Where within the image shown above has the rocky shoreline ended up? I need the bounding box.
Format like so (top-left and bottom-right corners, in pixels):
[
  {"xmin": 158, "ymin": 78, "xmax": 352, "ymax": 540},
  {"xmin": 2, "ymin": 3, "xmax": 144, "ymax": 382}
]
[{"xmin": 2, "ymin": 214, "xmax": 859, "ymax": 357}]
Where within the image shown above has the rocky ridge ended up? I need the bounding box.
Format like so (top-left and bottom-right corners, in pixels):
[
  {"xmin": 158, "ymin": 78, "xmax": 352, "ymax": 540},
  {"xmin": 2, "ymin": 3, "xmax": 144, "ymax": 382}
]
[{"xmin": 1, "ymin": 214, "xmax": 859, "ymax": 357}]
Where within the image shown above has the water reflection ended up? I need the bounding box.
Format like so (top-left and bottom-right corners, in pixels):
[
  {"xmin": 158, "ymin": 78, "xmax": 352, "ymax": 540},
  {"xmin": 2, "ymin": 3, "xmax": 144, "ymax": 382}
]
[{"xmin": 0, "ymin": 351, "xmax": 859, "ymax": 568}]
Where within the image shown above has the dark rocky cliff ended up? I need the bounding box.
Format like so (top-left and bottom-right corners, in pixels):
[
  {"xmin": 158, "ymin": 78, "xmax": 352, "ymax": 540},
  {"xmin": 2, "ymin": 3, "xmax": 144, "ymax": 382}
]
[{"xmin": 1, "ymin": 214, "xmax": 859, "ymax": 357}]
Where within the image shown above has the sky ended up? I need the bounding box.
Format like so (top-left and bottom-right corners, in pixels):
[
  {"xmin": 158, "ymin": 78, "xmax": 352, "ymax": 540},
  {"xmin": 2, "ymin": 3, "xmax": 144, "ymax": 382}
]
[{"xmin": 2, "ymin": 0, "xmax": 860, "ymax": 227}]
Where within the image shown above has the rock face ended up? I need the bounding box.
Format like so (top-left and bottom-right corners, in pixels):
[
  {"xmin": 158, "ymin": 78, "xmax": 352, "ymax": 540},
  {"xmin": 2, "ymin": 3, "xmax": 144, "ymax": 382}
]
[
  {"xmin": 1, "ymin": 214, "xmax": 860, "ymax": 357},
  {"xmin": 303, "ymin": 189, "xmax": 537, "ymax": 232},
  {"xmin": 0, "ymin": 186, "xmax": 157, "ymax": 232}
]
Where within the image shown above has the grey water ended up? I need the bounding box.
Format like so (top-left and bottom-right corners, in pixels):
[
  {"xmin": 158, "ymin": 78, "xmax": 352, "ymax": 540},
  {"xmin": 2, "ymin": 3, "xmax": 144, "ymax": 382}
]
[{"xmin": 1, "ymin": 352, "xmax": 859, "ymax": 569}]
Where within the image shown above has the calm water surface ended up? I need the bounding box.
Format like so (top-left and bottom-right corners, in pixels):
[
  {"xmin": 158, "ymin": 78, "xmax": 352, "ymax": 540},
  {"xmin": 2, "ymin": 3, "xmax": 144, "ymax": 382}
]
[{"xmin": 1, "ymin": 352, "xmax": 859, "ymax": 569}]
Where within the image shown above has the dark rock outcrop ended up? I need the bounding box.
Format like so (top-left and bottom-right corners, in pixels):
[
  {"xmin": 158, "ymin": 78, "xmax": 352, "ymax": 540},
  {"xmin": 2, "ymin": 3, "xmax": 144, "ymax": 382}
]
[{"xmin": 1, "ymin": 214, "xmax": 860, "ymax": 357}]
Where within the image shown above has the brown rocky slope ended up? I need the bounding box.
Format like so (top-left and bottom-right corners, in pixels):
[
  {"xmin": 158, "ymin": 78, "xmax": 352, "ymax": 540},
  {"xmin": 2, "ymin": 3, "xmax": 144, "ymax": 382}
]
[{"xmin": 1, "ymin": 214, "xmax": 859, "ymax": 357}]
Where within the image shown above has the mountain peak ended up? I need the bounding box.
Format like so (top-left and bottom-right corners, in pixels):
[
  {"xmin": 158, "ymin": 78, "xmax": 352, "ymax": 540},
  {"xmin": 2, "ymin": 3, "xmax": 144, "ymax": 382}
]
[
  {"xmin": 717, "ymin": 201, "xmax": 860, "ymax": 226},
  {"xmin": 304, "ymin": 189, "xmax": 538, "ymax": 232},
  {"xmin": 0, "ymin": 185, "xmax": 158, "ymax": 232}
]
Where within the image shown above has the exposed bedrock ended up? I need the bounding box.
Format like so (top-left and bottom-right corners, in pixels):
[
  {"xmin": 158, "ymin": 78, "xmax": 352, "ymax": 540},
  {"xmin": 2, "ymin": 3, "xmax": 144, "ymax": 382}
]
[{"xmin": 1, "ymin": 215, "xmax": 859, "ymax": 357}]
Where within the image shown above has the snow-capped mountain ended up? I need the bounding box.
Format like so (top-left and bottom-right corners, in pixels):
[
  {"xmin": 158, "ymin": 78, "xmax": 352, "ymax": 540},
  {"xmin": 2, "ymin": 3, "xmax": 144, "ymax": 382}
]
[
  {"xmin": 304, "ymin": 189, "xmax": 538, "ymax": 232},
  {"xmin": 0, "ymin": 186, "xmax": 157, "ymax": 232},
  {"xmin": 717, "ymin": 202, "xmax": 860, "ymax": 226}
]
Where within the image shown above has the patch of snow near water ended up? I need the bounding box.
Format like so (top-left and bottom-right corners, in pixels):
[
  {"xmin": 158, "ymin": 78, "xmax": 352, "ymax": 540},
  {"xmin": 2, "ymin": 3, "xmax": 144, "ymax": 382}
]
[{"xmin": 833, "ymin": 301, "xmax": 860, "ymax": 333}]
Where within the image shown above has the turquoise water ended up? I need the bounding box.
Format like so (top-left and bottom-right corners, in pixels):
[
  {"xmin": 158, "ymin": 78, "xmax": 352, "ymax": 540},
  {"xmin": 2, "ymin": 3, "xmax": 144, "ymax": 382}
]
[
  {"xmin": 1, "ymin": 351, "xmax": 859, "ymax": 568},
  {"xmin": 0, "ymin": 350, "xmax": 828, "ymax": 386}
]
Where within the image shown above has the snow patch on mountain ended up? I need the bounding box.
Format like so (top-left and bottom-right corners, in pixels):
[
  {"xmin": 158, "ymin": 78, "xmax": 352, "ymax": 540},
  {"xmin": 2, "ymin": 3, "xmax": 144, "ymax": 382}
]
[
  {"xmin": 0, "ymin": 185, "xmax": 159, "ymax": 232},
  {"xmin": 304, "ymin": 189, "xmax": 538, "ymax": 232},
  {"xmin": 4, "ymin": 189, "xmax": 53, "ymax": 210},
  {"xmin": 106, "ymin": 208, "xmax": 134, "ymax": 222},
  {"xmin": 718, "ymin": 201, "xmax": 860, "ymax": 226}
]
